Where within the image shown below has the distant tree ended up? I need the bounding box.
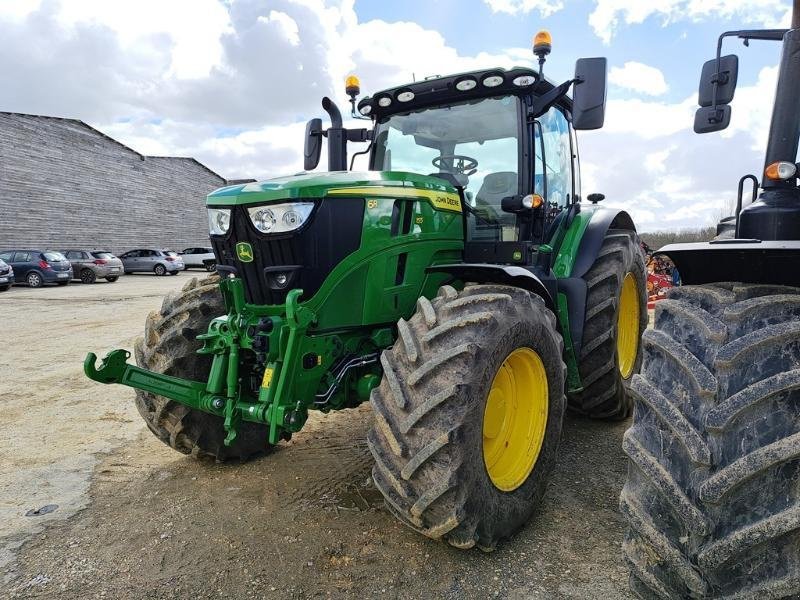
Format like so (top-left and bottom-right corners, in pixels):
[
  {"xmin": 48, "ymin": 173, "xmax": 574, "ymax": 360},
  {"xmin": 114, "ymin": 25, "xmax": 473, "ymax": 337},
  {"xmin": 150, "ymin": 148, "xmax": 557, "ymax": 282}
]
[{"xmin": 640, "ymin": 227, "xmax": 717, "ymax": 250}]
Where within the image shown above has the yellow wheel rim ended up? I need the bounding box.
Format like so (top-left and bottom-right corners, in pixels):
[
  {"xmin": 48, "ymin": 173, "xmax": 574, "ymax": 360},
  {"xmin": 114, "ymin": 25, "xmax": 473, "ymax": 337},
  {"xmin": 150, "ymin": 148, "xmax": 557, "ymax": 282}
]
[
  {"xmin": 617, "ymin": 272, "xmax": 640, "ymax": 379},
  {"xmin": 482, "ymin": 347, "xmax": 548, "ymax": 492}
]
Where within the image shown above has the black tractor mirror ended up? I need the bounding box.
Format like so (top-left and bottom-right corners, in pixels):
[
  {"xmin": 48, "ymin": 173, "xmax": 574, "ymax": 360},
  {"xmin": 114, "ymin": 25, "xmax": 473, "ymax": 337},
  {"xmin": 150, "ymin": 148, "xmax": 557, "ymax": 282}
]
[
  {"xmin": 572, "ymin": 57, "xmax": 607, "ymax": 130},
  {"xmin": 698, "ymin": 54, "xmax": 738, "ymax": 107},
  {"xmin": 694, "ymin": 104, "xmax": 732, "ymax": 133},
  {"xmin": 303, "ymin": 118, "xmax": 323, "ymax": 171}
]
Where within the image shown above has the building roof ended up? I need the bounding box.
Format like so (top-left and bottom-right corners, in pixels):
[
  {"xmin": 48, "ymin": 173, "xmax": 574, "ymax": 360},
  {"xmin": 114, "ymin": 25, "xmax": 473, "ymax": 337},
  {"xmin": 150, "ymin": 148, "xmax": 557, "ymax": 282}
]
[{"xmin": 0, "ymin": 111, "xmax": 228, "ymax": 183}]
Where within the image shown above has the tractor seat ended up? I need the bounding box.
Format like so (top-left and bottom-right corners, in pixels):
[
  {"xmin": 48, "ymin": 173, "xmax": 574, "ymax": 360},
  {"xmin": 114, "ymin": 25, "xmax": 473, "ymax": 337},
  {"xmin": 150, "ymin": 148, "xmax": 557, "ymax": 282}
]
[{"xmin": 475, "ymin": 172, "xmax": 518, "ymax": 209}]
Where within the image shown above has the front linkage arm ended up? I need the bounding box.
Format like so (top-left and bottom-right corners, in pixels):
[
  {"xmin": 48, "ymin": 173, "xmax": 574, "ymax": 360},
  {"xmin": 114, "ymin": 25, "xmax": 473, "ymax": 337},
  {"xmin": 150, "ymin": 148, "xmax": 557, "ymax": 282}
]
[{"xmin": 84, "ymin": 278, "xmax": 318, "ymax": 447}]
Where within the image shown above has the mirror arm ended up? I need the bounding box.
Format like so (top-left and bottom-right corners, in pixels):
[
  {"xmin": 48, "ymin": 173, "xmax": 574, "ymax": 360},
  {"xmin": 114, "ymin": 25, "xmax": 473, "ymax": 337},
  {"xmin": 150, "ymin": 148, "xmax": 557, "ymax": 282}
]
[{"xmin": 528, "ymin": 79, "xmax": 575, "ymax": 121}]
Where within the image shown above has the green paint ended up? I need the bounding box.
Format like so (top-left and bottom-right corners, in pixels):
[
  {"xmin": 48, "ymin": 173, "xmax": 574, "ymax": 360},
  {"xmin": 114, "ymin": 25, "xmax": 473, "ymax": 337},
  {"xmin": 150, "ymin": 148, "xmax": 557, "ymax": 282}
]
[
  {"xmin": 557, "ymin": 292, "xmax": 583, "ymax": 391},
  {"xmin": 207, "ymin": 171, "xmax": 457, "ymax": 207},
  {"xmin": 552, "ymin": 206, "xmax": 597, "ymax": 278}
]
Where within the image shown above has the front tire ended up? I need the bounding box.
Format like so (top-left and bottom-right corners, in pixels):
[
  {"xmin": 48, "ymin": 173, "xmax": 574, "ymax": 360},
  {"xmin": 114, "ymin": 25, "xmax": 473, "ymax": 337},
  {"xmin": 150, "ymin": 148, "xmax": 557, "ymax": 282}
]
[
  {"xmin": 0, "ymin": 285, "xmax": 9, "ymax": 292},
  {"xmin": 133, "ymin": 275, "xmax": 270, "ymax": 460},
  {"xmin": 106, "ymin": 276, "xmax": 119, "ymax": 283},
  {"xmin": 568, "ymin": 228, "xmax": 647, "ymax": 419},
  {"xmin": 205, "ymin": 262, "xmax": 216, "ymax": 272},
  {"xmin": 621, "ymin": 283, "xmax": 800, "ymax": 598},
  {"xmin": 368, "ymin": 284, "xmax": 565, "ymax": 550}
]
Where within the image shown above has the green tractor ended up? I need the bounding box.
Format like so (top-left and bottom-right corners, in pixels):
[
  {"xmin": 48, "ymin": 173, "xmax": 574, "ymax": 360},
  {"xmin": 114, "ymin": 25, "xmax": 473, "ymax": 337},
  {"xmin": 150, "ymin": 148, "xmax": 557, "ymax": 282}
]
[{"xmin": 86, "ymin": 34, "xmax": 647, "ymax": 550}]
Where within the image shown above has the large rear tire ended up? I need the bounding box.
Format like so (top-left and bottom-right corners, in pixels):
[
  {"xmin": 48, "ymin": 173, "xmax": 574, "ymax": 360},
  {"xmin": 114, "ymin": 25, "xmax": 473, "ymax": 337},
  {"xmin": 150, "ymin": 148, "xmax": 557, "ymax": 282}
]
[
  {"xmin": 568, "ymin": 228, "xmax": 647, "ymax": 419},
  {"xmin": 133, "ymin": 275, "xmax": 270, "ymax": 460},
  {"xmin": 368, "ymin": 284, "xmax": 566, "ymax": 550},
  {"xmin": 621, "ymin": 283, "xmax": 800, "ymax": 598}
]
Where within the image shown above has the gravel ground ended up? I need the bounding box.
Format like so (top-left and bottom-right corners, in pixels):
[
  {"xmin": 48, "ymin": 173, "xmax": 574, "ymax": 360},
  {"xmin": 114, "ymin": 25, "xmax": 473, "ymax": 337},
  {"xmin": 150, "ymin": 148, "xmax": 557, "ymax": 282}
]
[{"xmin": 1, "ymin": 273, "xmax": 640, "ymax": 599}]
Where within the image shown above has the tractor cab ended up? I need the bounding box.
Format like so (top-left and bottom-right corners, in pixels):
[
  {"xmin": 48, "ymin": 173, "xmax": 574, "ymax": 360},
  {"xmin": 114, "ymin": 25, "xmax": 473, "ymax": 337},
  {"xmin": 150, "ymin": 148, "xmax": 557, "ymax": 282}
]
[
  {"xmin": 365, "ymin": 69, "xmax": 577, "ymax": 256},
  {"xmin": 304, "ymin": 51, "xmax": 608, "ymax": 268}
]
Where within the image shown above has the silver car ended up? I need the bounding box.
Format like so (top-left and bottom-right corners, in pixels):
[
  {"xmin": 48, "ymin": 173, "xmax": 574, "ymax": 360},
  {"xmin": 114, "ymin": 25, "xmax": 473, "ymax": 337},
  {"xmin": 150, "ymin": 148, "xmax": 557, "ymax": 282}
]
[
  {"xmin": 63, "ymin": 249, "xmax": 124, "ymax": 284},
  {"xmin": 119, "ymin": 249, "xmax": 184, "ymax": 276},
  {"xmin": 179, "ymin": 247, "xmax": 216, "ymax": 272},
  {"xmin": 0, "ymin": 258, "xmax": 13, "ymax": 291}
]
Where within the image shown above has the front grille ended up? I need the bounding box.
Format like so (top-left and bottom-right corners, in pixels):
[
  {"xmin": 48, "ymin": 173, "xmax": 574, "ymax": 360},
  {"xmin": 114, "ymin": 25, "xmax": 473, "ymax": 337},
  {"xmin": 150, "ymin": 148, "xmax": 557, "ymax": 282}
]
[
  {"xmin": 211, "ymin": 197, "xmax": 364, "ymax": 305},
  {"xmin": 0, "ymin": 267, "xmax": 8, "ymax": 275}
]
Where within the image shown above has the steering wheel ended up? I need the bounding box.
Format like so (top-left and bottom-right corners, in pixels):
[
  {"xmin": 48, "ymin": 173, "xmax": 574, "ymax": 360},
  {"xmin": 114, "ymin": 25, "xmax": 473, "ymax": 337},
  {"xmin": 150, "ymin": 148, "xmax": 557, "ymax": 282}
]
[{"xmin": 432, "ymin": 154, "xmax": 479, "ymax": 177}]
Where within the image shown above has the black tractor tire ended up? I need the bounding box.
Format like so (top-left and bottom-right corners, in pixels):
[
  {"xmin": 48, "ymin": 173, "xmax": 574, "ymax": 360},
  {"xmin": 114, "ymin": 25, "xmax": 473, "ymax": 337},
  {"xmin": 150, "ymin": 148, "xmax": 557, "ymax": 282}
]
[
  {"xmin": 568, "ymin": 228, "xmax": 648, "ymax": 420},
  {"xmin": 80, "ymin": 268, "xmax": 96, "ymax": 284},
  {"xmin": 133, "ymin": 275, "xmax": 270, "ymax": 461},
  {"xmin": 26, "ymin": 271, "xmax": 43, "ymax": 288},
  {"xmin": 153, "ymin": 264, "xmax": 167, "ymax": 276},
  {"xmin": 368, "ymin": 284, "xmax": 566, "ymax": 550},
  {"xmin": 105, "ymin": 276, "xmax": 119, "ymax": 283},
  {"xmin": 621, "ymin": 283, "xmax": 800, "ymax": 599}
]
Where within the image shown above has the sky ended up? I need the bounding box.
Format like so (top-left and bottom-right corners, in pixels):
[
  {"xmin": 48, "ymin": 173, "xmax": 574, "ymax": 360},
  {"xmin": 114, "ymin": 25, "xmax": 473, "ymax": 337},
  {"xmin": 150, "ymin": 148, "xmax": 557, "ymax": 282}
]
[{"xmin": 0, "ymin": 0, "xmax": 793, "ymax": 232}]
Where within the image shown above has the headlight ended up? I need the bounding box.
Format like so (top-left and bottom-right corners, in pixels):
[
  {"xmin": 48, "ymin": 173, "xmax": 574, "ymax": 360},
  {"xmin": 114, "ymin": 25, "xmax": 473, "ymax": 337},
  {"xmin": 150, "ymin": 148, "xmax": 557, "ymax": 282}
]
[
  {"xmin": 208, "ymin": 208, "xmax": 231, "ymax": 235},
  {"xmin": 247, "ymin": 202, "xmax": 314, "ymax": 234}
]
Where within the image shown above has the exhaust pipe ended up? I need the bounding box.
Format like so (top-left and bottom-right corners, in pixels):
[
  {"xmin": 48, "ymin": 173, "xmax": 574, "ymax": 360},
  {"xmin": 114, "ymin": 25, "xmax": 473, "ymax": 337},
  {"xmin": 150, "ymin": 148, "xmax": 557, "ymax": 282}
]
[{"xmin": 322, "ymin": 97, "xmax": 347, "ymax": 171}]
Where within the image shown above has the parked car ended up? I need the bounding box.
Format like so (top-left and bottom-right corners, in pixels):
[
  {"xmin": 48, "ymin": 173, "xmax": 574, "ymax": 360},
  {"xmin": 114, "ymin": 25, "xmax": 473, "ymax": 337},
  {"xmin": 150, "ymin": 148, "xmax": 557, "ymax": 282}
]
[
  {"xmin": 0, "ymin": 258, "xmax": 13, "ymax": 291},
  {"xmin": 63, "ymin": 249, "xmax": 124, "ymax": 284},
  {"xmin": 0, "ymin": 249, "xmax": 73, "ymax": 288},
  {"xmin": 119, "ymin": 249, "xmax": 184, "ymax": 275},
  {"xmin": 179, "ymin": 247, "xmax": 216, "ymax": 272}
]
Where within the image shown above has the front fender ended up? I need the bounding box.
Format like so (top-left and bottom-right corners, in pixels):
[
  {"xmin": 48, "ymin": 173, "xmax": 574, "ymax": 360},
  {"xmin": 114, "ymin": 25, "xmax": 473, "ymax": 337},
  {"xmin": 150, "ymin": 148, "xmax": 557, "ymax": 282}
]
[{"xmin": 425, "ymin": 263, "xmax": 556, "ymax": 311}]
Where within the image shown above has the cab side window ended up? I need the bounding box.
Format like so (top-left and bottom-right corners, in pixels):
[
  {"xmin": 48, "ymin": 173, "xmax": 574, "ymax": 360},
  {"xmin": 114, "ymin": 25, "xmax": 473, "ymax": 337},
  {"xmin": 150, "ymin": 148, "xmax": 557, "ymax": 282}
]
[{"xmin": 536, "ymin": 106, "xmax": 573, "ymax": 209}]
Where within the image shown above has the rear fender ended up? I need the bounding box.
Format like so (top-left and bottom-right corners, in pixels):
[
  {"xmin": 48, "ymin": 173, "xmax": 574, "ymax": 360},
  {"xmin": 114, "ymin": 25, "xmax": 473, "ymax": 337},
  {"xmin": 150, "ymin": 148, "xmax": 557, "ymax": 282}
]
[{"xmin": 555, "ymin": 206, "xmax": 636, "ymax": 364}]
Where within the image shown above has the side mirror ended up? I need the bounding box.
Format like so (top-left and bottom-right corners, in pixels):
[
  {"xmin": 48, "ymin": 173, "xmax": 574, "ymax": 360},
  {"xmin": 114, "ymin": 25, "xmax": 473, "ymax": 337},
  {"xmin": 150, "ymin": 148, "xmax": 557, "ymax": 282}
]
[
  {"xmin": 694, "ymin": 105, "xmax": 732, "ymax": 133},
  {"xmin": 572, "ymin": 57, "xmax": 607, "ymax": 130},
  {"xmin": 303, "ymin": 118, "xmax": 323, "ymax": 171},
  {"xmin": 694, "ymin": 55, "xmax": 738, "ymax": 134},
  {"xmin": 698, "ymin": 55, "xmax": 738, "ymax": 107}
]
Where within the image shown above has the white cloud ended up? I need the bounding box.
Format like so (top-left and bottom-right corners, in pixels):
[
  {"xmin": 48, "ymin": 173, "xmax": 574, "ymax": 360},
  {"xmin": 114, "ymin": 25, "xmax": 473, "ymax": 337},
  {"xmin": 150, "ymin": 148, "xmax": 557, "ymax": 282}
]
[
  {"xmin": 589, "ymin": 0, "xmax": 790, "ymax": 44},
  {"xmin": 0, "ymin": 0, "xmax": 784, "ymax": 232},
  {"xmin": 644, "ymin": 146, "xmax": 674, "ymax": 174},
  {"xmin": 609, "ymin": 61, "xmax": 668, "ymax": 96},
  {"xmin": 482, "ymin": 0, "xmax": 564, "ymax": 17}
]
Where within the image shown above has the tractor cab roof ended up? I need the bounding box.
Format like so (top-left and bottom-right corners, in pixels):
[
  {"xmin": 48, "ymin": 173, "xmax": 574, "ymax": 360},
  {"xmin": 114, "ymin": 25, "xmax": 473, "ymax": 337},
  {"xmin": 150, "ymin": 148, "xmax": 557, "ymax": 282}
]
[{"xmin": 358, "ymin": 66, "xmax": 569, "ymax": 121}]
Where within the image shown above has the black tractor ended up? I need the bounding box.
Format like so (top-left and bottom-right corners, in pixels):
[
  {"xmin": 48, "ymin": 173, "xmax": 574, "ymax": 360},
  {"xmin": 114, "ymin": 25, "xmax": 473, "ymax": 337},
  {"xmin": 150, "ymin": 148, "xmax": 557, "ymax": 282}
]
[{"xmin": 621, "ymin": 2, "xmax": 800, "ymax": 598}]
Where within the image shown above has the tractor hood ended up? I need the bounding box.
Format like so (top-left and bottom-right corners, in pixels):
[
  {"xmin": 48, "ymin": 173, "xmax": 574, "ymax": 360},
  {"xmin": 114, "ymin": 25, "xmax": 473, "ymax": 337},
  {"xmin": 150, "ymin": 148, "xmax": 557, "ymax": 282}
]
[{"xmin": 207, "ymin": 171, "xmax": 458, "ymax": 206}]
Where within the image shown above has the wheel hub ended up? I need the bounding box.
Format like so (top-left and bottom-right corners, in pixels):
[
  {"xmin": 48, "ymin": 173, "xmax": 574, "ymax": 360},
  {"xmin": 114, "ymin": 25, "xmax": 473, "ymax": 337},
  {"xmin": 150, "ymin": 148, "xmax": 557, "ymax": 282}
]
[
  {"xmin": 617, "ymin": 272, "xmax": 640, "ymax": 379},
  {"xmin": 482, "ymin": 347, "xmax": 548, "ymax": 492}
]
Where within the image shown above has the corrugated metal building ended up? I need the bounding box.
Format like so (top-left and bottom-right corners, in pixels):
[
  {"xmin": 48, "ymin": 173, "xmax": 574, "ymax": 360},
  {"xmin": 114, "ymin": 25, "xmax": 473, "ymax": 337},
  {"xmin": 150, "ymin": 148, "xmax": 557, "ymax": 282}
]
[{"xmin": 0, "ymin": 112, "xmax": 238, "ymax": 253}]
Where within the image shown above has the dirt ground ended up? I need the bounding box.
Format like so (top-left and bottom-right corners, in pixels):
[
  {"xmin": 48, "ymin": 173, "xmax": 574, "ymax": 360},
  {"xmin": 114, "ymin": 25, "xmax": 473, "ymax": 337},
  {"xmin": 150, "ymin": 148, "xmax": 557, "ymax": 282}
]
[{"xmin": 1, "ymin": 273, "xmax": 638, "ymax": 599}]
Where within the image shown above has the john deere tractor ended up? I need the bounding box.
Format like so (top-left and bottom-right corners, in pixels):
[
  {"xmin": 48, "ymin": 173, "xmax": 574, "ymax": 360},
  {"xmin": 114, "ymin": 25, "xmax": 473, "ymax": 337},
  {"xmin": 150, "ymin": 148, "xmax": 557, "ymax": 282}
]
[
  {"xmin": 620, "ymin": 3, "xmax": 800, "ymax": 598},
  {"xmin": 86, "ymin": 33, "xmax": 647, "ymax": 550}
]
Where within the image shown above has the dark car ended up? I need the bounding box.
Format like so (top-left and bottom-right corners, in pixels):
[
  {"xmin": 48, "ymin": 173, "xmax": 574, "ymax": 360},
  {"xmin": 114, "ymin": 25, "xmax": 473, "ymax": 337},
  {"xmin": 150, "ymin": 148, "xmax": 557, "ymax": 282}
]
[
  {"xmin": 0, "ymin": 249, "xmax": 73, "ymax": 288},
  {"xmin": 0, "ymin": 258, "xmax": 13, "ymax": 291},
  {"xmin": 119, "ymin": 249, "xmax": 184, "ymax": 275},
  {"xmin": 63, "ymin": 249, "xmax": 124, "ymax": 284}
]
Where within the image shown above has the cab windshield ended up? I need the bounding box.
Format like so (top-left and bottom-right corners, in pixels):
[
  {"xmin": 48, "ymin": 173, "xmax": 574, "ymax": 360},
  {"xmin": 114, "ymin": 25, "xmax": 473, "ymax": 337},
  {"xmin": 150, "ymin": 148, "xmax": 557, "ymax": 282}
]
[{"xmin": 372, "ymin": 96, "xmax": 520, "ymax": 241}]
